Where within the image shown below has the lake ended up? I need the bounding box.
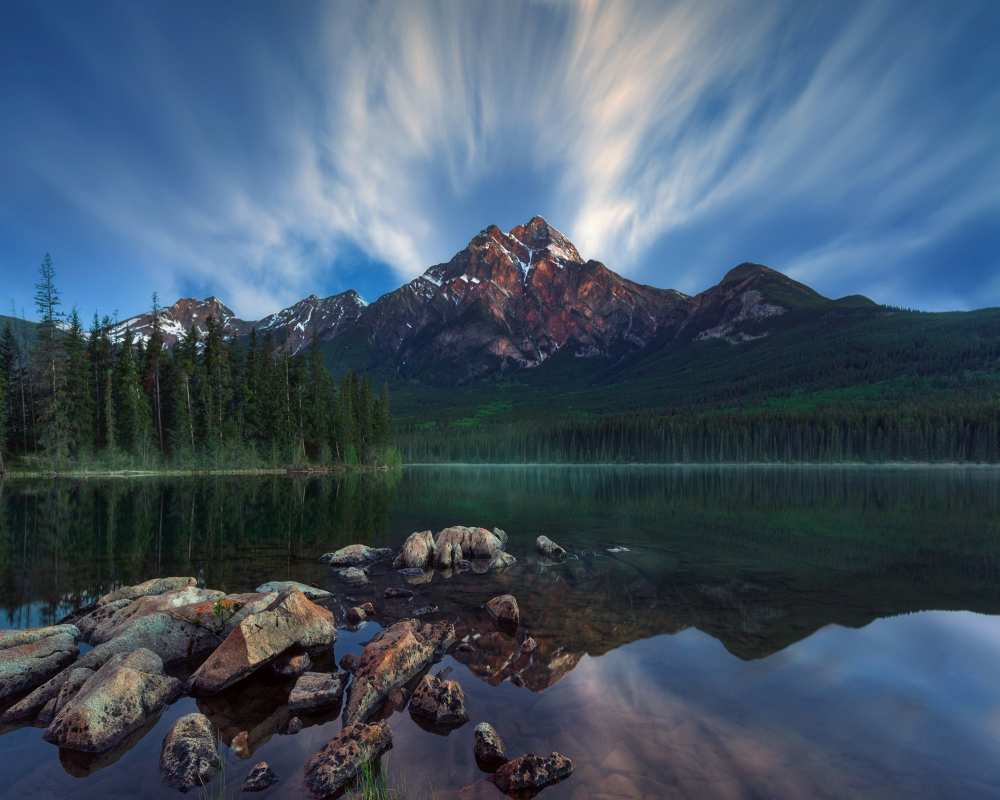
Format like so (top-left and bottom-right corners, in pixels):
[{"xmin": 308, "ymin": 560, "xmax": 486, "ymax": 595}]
[{"xmin": 2, "ymin": 465, "xmax": 1000, "ymax": 798}]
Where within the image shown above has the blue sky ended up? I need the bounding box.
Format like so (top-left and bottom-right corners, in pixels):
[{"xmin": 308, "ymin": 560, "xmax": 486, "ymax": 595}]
[{"xmin": 1, "ymin": 0, "xmax": 998, "ymax": 321}]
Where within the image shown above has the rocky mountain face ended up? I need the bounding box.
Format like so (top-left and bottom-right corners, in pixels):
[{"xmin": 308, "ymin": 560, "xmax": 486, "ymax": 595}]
[{"xmin": 112, "ymin": 216, "xmax": 858, "ymax": 380}]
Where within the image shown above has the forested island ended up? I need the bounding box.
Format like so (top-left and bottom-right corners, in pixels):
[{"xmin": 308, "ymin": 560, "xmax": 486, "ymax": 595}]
[{"xmin": 0, "ymin": 257, "xmax": 396, "ymax": 475}]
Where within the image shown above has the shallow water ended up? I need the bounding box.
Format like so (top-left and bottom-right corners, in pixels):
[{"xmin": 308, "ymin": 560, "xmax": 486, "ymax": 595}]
[{"xmin": 2, "ymin": 465, "xmax": 1000, "ymax": 798}]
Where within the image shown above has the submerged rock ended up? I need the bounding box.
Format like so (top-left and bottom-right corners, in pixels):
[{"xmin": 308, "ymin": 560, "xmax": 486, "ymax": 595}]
[
  {"xmin": 492, "ymin": 752, "xmax": 574, "ymax": 794},
  {"xmin": 486, "ymin": 595, "xmax": 520, "ymax": 631},
  {"xmin": 535, "ymin": 536, "xmax": 567, "ymax": 559},
  {"xmin": 342, "ymin": 620, "xmax": 437, "ymax": 724},
  {"xmin": 393, "ymin": 530, "xmax": 436, "ymax": 569},
  {"xmin": 98, "ymin": 576, "xmax": 197, "ymax": 606},
  {"xmin": 254, "ymin": 580, "xmax": 332, "ymax": 600},
  {"xmin": 320, "ymin": 544, "xmax": 392, "ymax": 567},
  {"xmin": 0, "ymin": 627, "xmax": 79, "ymax": 703},
  {"xmin": 409, "ymin": 673, "xmax": 468, "ymax": 728},
  {"xmin": 241, "ymin": 761, "xmax": 278, "ymax": 792},
  {"xmin": 304, "ymin": 721, "xmax": 393, "ymax": 798},
  {"xmin": 288, "ymin": 671, "xmax": 348, "ymax": 712},
  {"xmin": 44, "ymin": 648, "xmax": 181, "ymax": 753},
  {"xmin": 474, "ymin": 722, "xmax": 508, "ymax": 772},
  {"xmin": 160, "ymin": 712, "xmax": 220, "ymax": 792},
  {"xmin": 190, "ymin": 590, "xmax": 336, "ymax": 695}
]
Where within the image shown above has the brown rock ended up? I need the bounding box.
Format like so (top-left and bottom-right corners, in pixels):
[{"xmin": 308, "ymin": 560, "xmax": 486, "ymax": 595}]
[
  {"xmin": 304, "ymin": 721, "xmax": 393, "ymax": 798},
  {"xmin": 493, "ymin": 752, "xmax": 574, "ymax": 794},
  {"xmin": 409, "ymin": 673, "xmax": 468, "ymax": 728},
  {"xmin": 160, "ymin": 712, "xmax": 220, "ymax": 792},
  {"xmin": 98, "ymin": 576, "xmax": 197, "ymax": 606},
  {"xmin": 44, "ymin": 648, "xmax": 182, "ymax": 753},
  {"xmin": 486, "ymin": 595, "xmax": 520, "ymax": 631},
  {"xmin": 474, "ymin": 722, "xmax": 508, "ymax": 772},
  {"xmin": 288, "ymin": 671, "xmax": 348, "ymax": 712},
  {"xmin": 342, "ymin": 620, "xmax": 436, "ymax": 724},
  {"xmin": 189, "ymin": 590, "xmax": 336, "ymax": 695}
]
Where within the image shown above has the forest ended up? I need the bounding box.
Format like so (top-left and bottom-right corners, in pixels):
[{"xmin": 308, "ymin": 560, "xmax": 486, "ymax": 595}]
[{"xmin": 0, "ymin": 256, "xmax": 396, "ymax": 473}]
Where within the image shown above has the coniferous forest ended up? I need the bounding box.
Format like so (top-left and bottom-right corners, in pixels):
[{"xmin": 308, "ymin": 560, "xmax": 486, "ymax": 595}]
[{"xmin": 0, "ymin": 257, "xmax": 396, "ymax": 474}]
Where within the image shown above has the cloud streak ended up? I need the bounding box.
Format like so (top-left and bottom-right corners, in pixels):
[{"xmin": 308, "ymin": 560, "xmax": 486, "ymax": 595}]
[{"xmin": 2, "ymin": 0, "xmax": 998, "ymax": 317}]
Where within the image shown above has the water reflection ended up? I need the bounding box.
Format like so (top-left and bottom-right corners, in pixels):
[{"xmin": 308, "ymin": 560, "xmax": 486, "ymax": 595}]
[{"xmin": 1, "ymin": 466, "xmax": 1000, "ymax": 798}]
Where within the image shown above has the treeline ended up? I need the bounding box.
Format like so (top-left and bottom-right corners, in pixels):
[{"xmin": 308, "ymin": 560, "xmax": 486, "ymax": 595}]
[
  {"xmin": 0, "ymin": 256, "xmax": 396, "ymax": 472},
  {"xmin": 399, "ymin": 402, "xmax": 1000, "ymax": 464}
]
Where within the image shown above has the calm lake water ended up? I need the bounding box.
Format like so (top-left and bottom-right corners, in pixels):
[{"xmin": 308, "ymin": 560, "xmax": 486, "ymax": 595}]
[{"xmin": 2, "ymin": 465, "xmax": 1000, "ymax": 799}]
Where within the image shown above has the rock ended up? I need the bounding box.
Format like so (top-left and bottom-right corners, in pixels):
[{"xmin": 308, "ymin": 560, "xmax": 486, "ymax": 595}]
[
  {"xmin": 335, "ymin": 567, "xmax": 369, "ymax": 586},
  {"xmin": 38, "ymin": 666, "xmax": 94, "ymax": 724},
  {"xmin": 339, "ymin": 653, "xmax": 359, "ymax": 673},
  {"xmin": 346, "ymin": 602, "xmax": 376, "ymax": 625},
  {"xmin": 409, "ymin": 673, "xmax": 468, "ymax": 728},
  {"xmin": 493, "ymin": 752, "xmax": 574, "ymax": 794},
  {"xmin": 271, "ymin": 650, "xmax": 312, "ymax": 678},
  {"xmin": 486, "ymin": 595, "xmax": 520, "ymax": 631},
  {"xmin": 0, "ymin": 629, "xmax": 79, "ymax": 702},
  {"xmin": 342, "ymin": 620, "xmax": 437, "ymax": 724},
  {"xmin": 285, "ymin": 716, "xmax": 303, "ymax": 734},
  {"xmin": 242, "ymin": 761, "xmax": 277, "ymax": 792},
  {"xmin": 384, "ymin": 587, "xmax": 414, "ymax": 599},
  {"xmin": 44, "ymin": 648, "xmax": 181, "ymax": 753},
  {"xmin": 474, "ymin": 722, "xmax": 508, "ymax": 772},
  {"xmin": 288, "ymin": 671, "xmax": 348, "ymax": 712},
  {"xmin": 254, "ymin": 580, "xmax": 332, "ymax": 600},
  {"xmin": 160, "ymin": 712, "xmax": 220, "ymax": 792},
  {"xmin": 492, "ymin": 527, "xmax": 509, "ymax": 548},
  {"xmin": 190, "ymin": 590, "xmax": 336, "ymax": 695},
  {"xmin": 320, "ymin": 544, "xmax": 391, "ymax": 567},
  {"xmin": 0, "ymin": 623, "xmax": 80, "ymax": 649},
  {"xmin": 393, "ymin": 530, "xmax": 436, "ymax": 569},
  {"xmin": 536, "ymin": 535, "xmax": 567, "ymax": 559},
  {"xmin": 98, "ymin": 576, "xmax": 197, "ymax": 606},
  {"xmin": 304, "ymin": 721, "xmax": 393, "ymax": 798},
  {"xmin": 435, "ymin": 526, "xmax": 504, "ymax": 568},
  {"xmin": 76, "ymin": 592, "xmax": 278, "ymax": 671},
  {"xmin": 232, "ymin": 730, "xmax": 251, "ymax": 758},
  {"xmin": 90, "ymin": 586, "xmax": 225, "ymax": 644}
]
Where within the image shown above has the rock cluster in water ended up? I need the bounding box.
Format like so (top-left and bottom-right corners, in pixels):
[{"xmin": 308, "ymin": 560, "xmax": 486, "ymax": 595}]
[{"xmin": 0, "ymin": 524, "xmax": 575, "ymax": 797}]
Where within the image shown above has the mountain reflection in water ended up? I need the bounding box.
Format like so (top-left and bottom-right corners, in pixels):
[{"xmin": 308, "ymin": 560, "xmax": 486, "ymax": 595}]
[{"xmin": 1, "ymin": 466, "xmax": 999, "ymax": 798}]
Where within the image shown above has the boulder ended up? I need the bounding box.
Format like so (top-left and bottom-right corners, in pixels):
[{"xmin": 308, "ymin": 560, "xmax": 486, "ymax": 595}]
[
  {"xmin": 409, "ymin": 673, "xmax": 468, "ymax": 728},
  {"xmin": 474, "ymin": 722, "xmax": 508, "ymax": 772},
  {"xmin": 90, "ymin": 586, "xmax": 225, "ymax": 644},
  {"xmin": 536, "ymin": 535, "xmax": 567, "ymax": 559},
  {"xmin": 342, "ymin": 620, "xmax": 436, "ymax": 724},
  {"xmin": 304, "ymin": 721, "xmax": 393, "ymax": 798},
  {"xmin": 160, "ymin": 712, "xmax": 220, "ymax": 792},
  {"xmin": 0, "ymin": 629, "xmax": 79, "ymax": 702},
  {"xmin": 492, "ymin": 752, "xmax": 574, "ymax": 794},
  {"xmin": 76, "ymin": 592, "xmax": 278, "ymax": 671},
  {"xmin": 392, "ymin": 530, "xmax": 436, "ymax": 569},
  {"xmin": 320, "ymin": 544, "xmax": 391, "ymax": 567},
  {"xmin": 98, "ymin": 576, "xmax": 197, "ymax": 606},
  {"xmin": 435, "ymin": 526, "xmax": 504, "ymax": 568},
  {"xmin": 189, "ymin": 590, "xmax": 336, "ymax": 695},
  {"xmin": 486, "ymin": 595, "xmax": 520, "ymax": 631},
  {"xmin": 44, "ymin": 648, "xmax": 182, "ymax": 753},
  {"xmin": 254, "ymin": 581, "xmax": 332, "ymax": 600},
  {"xmin": 288, "ymin": 671, "xmax": 348, "ymax": 712},
  {"xmin": 335, "ymin": 567, "xmax": 369, "ymax": 586},
  {"xmin": 271, "ymin": 650, "xmax": 312, "ymax": 678},
  {"xmin": 242, "ymin": 761, "xmax": 278, "ymax": 792}
]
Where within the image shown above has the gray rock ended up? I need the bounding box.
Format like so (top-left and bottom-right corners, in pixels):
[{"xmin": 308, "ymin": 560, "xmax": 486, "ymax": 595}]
[
  {"xmin": 0, "ymin": 630, "xmax": 79, "ymax": 702},
  {"xmin": 98, "ymin": 576, "xmax": 197, "ymax": 606},
  {"xmin": 44, "ymin": 648, "xmax": 182, "ymax": 753},
  {"xmin": 536, "ymin": 535, "xmax": 567, "ymax": 559},
  {"xmin": 254, "ymin": 581, "xmax": 332, "ymax": 600},
  {"xmin": 288, "ymin": 671, "xmax": 348, "ymax": 711},
  {"xmin": 160, "ymin": 712, "xmax": 220, "ymax": 792},
  {"xmin": 304, "ymin": 721, "xmax": 392, "ymax": 797},
  {"xmin": 241, "ymin": 761, "xmax": 278, "ymax": 792},
  {"xmin": 474, "ymin": 722, "xmax": 508, "ymax": 772}
]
